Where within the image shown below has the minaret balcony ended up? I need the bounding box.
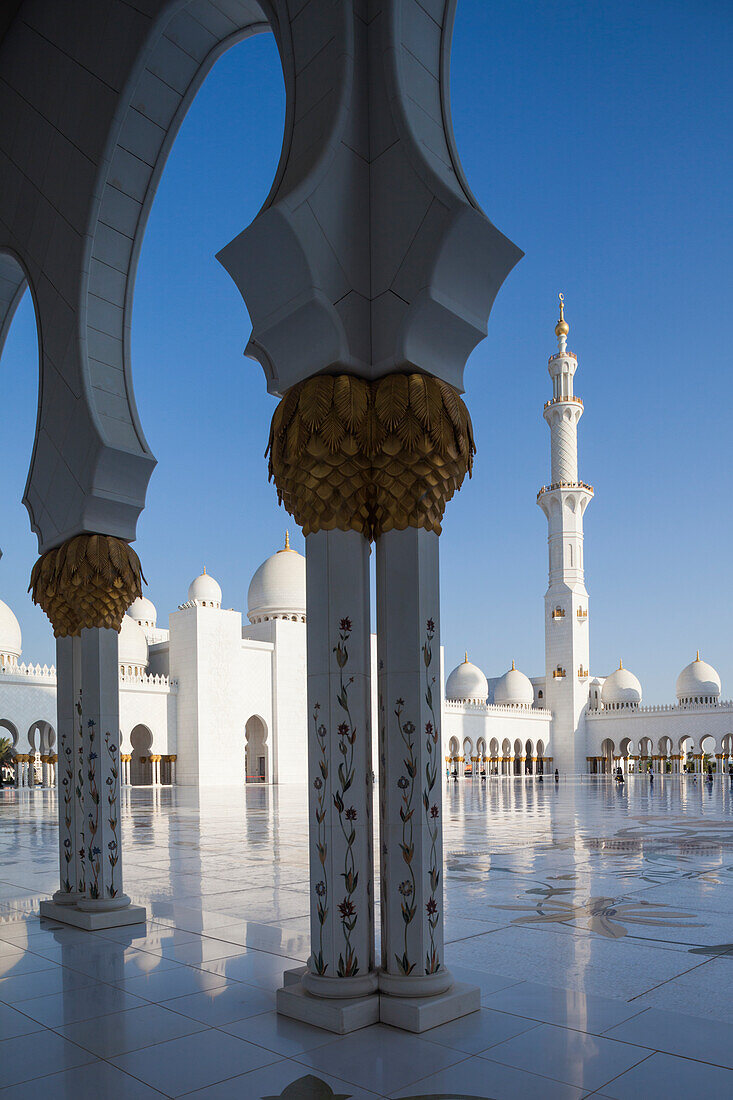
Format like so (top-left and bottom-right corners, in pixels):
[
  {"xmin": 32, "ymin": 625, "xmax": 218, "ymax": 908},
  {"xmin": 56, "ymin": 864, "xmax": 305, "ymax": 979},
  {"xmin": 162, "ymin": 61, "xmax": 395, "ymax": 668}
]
[
  {"xmin": 537, "ymin": 480, "xmax": 594, "ymax": 500},
  {"xmin": 548, "ymin": 351, "xmax": 577, "ymax": 364},
  {"xmin": 578, "ymin": 666, "xmax": 589, "ymax": 679},
  {"xmin": 577, "ymin": 608, "xmax": 588, "ymax": 620},
  {"xmin": 544, "ymin": 395, "xmax": 583, "ymax": 409},
  {"xmin": 551, "ymin": 607, "xmax": 565, "ymax": 621},
  {"xmin": 552, "ymin": 667, "xmax": 566, "ymax": 679}
]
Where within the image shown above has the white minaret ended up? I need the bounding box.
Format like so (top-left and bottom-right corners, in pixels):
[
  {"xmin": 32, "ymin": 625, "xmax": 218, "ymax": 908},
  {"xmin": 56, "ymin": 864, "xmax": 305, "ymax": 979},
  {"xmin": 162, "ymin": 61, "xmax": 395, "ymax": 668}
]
[{"xmin": 537, "ymin": 296, "xmax": 593, "ymax": 775}]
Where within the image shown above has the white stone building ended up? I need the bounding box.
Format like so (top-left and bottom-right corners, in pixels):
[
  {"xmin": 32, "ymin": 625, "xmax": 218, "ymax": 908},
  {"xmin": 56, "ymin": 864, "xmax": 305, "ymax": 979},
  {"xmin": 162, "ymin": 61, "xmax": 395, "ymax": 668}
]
[
  {"xmin": 4, "ymin": 303, "xmax": 733, "ymax": 787},
  {"xmin": 442, "ymin": 300, "xmax": 733, "ymax": 778},
  {"xmin": 1, "ymin": 538, "xmax": 308, "ymax": 789}
]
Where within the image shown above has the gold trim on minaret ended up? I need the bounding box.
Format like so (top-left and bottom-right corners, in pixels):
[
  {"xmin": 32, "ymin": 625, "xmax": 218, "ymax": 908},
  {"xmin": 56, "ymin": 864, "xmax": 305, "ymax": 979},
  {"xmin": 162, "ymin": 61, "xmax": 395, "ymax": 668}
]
[{"xmin": 555, "ymin": 292, "xmax": 569, "ymax": 338}]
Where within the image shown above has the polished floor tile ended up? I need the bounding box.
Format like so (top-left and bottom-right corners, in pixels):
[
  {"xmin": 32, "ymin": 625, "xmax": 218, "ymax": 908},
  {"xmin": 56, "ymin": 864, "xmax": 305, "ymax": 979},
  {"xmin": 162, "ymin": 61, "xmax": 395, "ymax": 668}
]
[
  {"xmin": 0, "ymin": 1030, "xmax": 96, "ymax": 1088},
  {"xmin": 163, "ymin": 981, "xmax": 275, "ymax": 1025},
  {"xmin": 482, "ymin": 980, "xmax": 646, "ymax": 1034},
  {"xmin": 221, "ymin": 1009, "xmax": 335, "ymax": 1057},
  {"xmin": 184, "ymin": 1058, "xmax": 383, "ymax": 1099},
  {"xmin": 118, "ymin": 963, "xmax": 229, "ymax": 1001},
  {"xmin": 599, "ymin": 1050, "xmax": 733, "ymax": 1099},
  {"xmin": 55, "ymin": 1001, "xmax": 207, "ymax": 1058},
  {"xmin": 0, "ymin": 1058, "xmax": 167, "ymax": 1099},
  {"xmin": 298, "ymin": 1023, "xmax": 467, "ymax": 1094},
  {"xmin": 390, "ymin": 1053, "xmax": 587, "ymax": 1098},
  {"xmin": 604, "ymin": 1005, "xmax": 733, "ymax": 1069},
  {"xmin": 13, "ymin": 982, "xmax": 149, "ymax": 1027},
  {"xmin": 422, "ymin": 1005, "xmax": 540, "ymax": 1054},
  {"xmin": 110, "ymin": 1027, "xmax": 279, "ymax": 1096},
  {"xmin": 3, "ymin": 778, "xmax": 733, "ymax": 1099},
  {"xmin": 483, "ymin": 1023, "xmax": 651, "ymax": 1092}
]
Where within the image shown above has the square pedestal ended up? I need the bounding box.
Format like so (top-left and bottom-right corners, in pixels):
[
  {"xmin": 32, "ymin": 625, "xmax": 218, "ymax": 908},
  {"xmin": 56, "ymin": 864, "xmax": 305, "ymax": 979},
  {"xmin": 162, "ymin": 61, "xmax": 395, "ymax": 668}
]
[
  {"xmin": 378, "ymin": 981, "xmax": 480, "ymax": 1032},
  {"xmin": 277, "ymin": 980, "xmax": 380, "ymax": 1035},
  {"xmin": 40, "ymin": 900, "xmax": 147, "ymax": 930}
]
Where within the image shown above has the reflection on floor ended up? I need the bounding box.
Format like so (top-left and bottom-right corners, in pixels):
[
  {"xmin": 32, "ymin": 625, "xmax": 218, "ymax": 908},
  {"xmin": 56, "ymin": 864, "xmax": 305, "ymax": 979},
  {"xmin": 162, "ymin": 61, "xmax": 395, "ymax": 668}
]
[{"xmin": 1, "ymin": 777, "xmax": 733, "ymax": 1098}]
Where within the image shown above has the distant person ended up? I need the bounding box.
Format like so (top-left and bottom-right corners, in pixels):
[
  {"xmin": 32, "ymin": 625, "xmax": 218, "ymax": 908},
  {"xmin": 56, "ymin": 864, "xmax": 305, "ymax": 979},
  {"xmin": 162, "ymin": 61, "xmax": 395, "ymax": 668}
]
[
  {"xmin": 554, "ymin": 769, "xmax": 559, "ymax": 783},
  {"xmin": 538, "ymin": 773, "xmax": 543, "ymax": 783}
]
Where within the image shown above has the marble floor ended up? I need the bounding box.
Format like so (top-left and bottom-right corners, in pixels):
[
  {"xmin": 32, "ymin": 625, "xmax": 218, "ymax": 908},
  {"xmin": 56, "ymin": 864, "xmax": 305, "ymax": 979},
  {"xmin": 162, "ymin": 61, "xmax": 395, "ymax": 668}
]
[{"xmin": 1, "ymin": 776, "xmax": 732, "ymax": 1098}]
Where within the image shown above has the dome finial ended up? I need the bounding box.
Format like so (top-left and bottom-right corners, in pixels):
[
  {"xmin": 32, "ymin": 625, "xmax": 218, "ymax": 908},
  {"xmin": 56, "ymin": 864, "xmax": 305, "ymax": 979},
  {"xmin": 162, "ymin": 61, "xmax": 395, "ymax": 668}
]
[
  {"xmin": 278, "ymin": 530, "xmax": 295, "ymax": 554},
  {"xmin": 511, "ymin": 658, "xmax": 516, "ymax": 670},
  {"xmin": 464, "ymin": 651, "xmax": 468, "ymax": 664},
  {"xmin": 696, "ymin": 649, "xmax": 700, "ymax": 661},
  {"xmin": 203, "ymin": 566, "xmax": 206, "ymax": 575},
  {"xmin": 555, "ymin": 292, "xmax": 570, "ymax": 343},
  {"xmin": 619, "ymin": 658, "xmax": 623, "ymax": 670}
]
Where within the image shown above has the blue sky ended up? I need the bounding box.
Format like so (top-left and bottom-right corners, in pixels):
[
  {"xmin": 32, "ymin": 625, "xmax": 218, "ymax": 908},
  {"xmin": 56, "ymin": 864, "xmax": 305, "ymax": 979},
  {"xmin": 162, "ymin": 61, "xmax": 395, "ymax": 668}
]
[{"xmin": 1, "ymin": 0, "xmax": 731, "ymax": 702}]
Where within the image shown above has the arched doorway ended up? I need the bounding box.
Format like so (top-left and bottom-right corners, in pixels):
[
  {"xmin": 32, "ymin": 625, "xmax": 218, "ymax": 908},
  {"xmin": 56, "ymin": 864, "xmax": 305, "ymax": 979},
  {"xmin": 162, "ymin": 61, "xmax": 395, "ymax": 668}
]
[
  {"xmin": 130, "ymin": 725, "xmax": 153, "ymax": 786},
  {"xmin": 513, "ymin": 738, "xmax": 522, "ymax": 776},
  {"xmin": 245, "ymin": 715, "xmax": 268, "ymax": 783},
  {"xmin": 601, "ymin": 738, "xmax": 615, "ymax": 776},
  {"xmin": 524, "ymin": 739, "xmax": 534, "ymax": 775}
]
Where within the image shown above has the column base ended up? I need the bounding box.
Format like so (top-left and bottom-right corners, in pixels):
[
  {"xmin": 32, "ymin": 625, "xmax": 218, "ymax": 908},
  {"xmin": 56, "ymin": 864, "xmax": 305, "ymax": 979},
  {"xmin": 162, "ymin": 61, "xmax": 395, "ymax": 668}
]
[
  {"xmin": 277, "ymin": 980, "xmax": 380, "ymax": 1035},
  {"xmin": 40, "ymin": 899, "xmax": 146, "ymax": 930},
  {"xmin": 277, "ymin": 968, "xmax": 480, "ymax": 1034},
  {"xmin": 51, "ymin": 890, "xmax": 84, "ymax": 906},
  {"xmin": 379, "ymin": 980, "xmax": 480, "ymax": 1032}
]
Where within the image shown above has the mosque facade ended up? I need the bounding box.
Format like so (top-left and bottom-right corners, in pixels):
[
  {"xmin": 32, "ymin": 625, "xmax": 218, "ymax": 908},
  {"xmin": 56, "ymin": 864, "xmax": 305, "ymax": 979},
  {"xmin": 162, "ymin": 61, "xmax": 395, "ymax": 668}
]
[{"xmin": 2, "ymin": 304, "xmax": 732, "ymax": 788}]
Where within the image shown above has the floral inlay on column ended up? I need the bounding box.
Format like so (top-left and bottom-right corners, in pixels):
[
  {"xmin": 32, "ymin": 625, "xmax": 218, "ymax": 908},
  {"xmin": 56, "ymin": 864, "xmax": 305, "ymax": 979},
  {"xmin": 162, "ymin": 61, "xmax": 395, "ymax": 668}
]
[
  {"xmin": 74, "ymin": 690, "xmax": 86, "ymax": 894},
  {"xmin": 333, "ymin": 616, "xmax": 359, "ymax": 978},
  {"xmin": 395, "ymin": 698, "xmax": 417, "ymax": 975},
  {"xmin": 60, "ymin": 735, "xmax": 74, "ymax": 894},
  {"xmin": 312, "ymin": 701, "xmax": 328, "ymax": 976},
  {"xmin": 86, "ymin": 719, "xmax": 101, "ymax": 899},
  {"xmin": 105, "ymin": 730, "xmax": 120, "ymax": 897},
  {"xmin": 422, "ymin": 618, "xmax": 441, "ymax": 973}
]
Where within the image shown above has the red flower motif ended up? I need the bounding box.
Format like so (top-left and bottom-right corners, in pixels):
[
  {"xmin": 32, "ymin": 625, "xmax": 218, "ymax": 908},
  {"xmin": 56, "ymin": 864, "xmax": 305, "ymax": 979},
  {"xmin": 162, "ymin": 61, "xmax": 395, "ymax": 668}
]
[
  {"xmin": 430, "ymin": 804, "xmax": 439, "ymax": 819},
  {"xmin": 340, "ymin": 617, "xmax": 352, "ymax": 632},
  {"xmin": 337, "ymin": 722, "xmax": 350, "ymax": 737},
  {"xmin": 345, "ymin": 807, "xmax": 357, "ymax": 821},
  {"xmin": 426, "ymin": 619, "xmax": 435, "ymax": 633},
  {"xmin": 425, "ymin": 721, "xmax": 433, "ymax": 735},
  {"xmin": 426, "ymin": 898, "xmax": 438, "ymax": 915},
  {"xmin": 338, "ymin": 898, "xmax": 356, "ymax": 919}
]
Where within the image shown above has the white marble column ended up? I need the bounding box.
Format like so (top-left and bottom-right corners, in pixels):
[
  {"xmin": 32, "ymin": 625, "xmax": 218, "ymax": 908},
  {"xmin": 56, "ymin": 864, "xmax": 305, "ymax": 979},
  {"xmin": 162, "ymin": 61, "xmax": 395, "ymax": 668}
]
[
  {"xmin": 169, "ymin": 756, "xmax": 176, "ymax": 786},
  {"xmin": 53, "ymin": 636, "xmax": 85, "ymax": 904},
  {"xmin": 279, "ymin": 529, "xmax": 377, "ymax": 1029},
  {"xmin": 375, "ymin": 527, "xmax": 452, "ymax": 999},
  {"xmin": 77, "ymin": 628, "xmax": 135, "ymax": 915}
]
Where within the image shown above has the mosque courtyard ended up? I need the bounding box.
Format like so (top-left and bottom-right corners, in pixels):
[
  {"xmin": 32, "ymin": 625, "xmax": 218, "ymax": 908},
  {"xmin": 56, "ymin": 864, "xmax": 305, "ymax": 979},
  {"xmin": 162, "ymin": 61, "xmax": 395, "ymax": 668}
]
[{"xmin": 1, "ymin": 776, "xmax": 732, "ymax": 1099}]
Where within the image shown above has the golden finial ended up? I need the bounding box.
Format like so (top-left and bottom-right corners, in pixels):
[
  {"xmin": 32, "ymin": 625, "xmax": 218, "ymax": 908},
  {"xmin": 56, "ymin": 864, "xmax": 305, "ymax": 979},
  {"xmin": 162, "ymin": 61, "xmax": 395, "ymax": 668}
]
[
  {"xmin": 464, "ymin": 651, "xmax": 468, "ymax": 664},
  {"xmin": 619, "ymin": 658, "xmax": 623, "ymax": 670},
  {"xmin": 696, "ymin": 649, "xmax": 700, "ymax": 661},
  {"xmin": 203, "ymin": 566, "xmax": 207, "ymax": 575},
  {"xmin": 511, "ymin": 659, "xmax": 516, "ymax": 670},
  {"xmin": 555, "ymin": 292, "xmax": 569, "ymax": 338},
  {"xmin": 278, "ymin": 530, "xmax": 295, "ymax": 553}
]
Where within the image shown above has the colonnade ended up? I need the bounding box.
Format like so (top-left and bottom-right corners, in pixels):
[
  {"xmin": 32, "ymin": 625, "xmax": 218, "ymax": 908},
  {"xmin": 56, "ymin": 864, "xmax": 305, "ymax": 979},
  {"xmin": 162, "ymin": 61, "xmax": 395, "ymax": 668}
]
[
  {"xmin": 447, "ymin": 754, "xmax": 554, "ymax": 776},
  {"xmin": 119, "ymin": 753, "xmax": 177, "ymax": 786},
  {"xmin": 10, "ymin": 753, "xmax": 58, "ymax": 787}
]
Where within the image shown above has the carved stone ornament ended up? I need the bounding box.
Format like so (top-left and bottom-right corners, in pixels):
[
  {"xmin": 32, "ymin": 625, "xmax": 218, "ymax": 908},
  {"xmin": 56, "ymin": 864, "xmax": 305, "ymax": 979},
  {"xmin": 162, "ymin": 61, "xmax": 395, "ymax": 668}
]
[
  {"xmin": 267, "ymin": 373, "xmax": 475, "ymax": 541},
  {"xmin": 29, "ymin": 534, "xmax": 145, "ymax": 637}
]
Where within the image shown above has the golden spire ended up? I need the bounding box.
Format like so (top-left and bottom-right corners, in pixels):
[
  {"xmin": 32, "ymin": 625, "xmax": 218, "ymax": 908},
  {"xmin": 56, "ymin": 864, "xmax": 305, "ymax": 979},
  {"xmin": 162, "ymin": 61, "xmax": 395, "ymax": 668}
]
[
  {"xmin": 696, "ymin": 649, "xmax": 700, "ymax": 661},
  {"xmin": 278, "ymin": 530, "xmax": 295, "ymax": 553},
  {"xmin": 555, "ymin": 292, "xmax": 569, "ymax": 338},
  {"xmin": 511, "ymin": 658, "xmax": 516, "ymax": 670},
  {"xmin": 464, "ymin": 651, "xmax": 468, "ymax": 664},
  {"xmin": 619, "ymin": 658, "xmax": 623, "ymax": 670},
  {"xmin": 203, "ymin": 566, "xmax": 207, "ymax": 575}
]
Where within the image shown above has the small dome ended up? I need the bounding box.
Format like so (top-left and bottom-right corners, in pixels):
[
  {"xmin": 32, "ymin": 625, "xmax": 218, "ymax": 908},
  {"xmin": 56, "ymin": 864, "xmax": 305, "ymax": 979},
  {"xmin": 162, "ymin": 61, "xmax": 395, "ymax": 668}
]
[
  {"xmin": 445, "ymin": 654, "xmax": 488, "ymax": 703},
  {"xmin": 118, "ymin": 615, "xmax": 148, "ymax": 669},
  {"xmin": 494, "ymin": 660, "xmax": 534, "ymax": 707},
  {"xmin": 0, "ymin": 599, "xmax": 21, "ymax": 663},
  {"xmin": 601, "ymin": 661, "xmax": 641, "ymax": 708},
  {"xmin": 676, "ymin": 652, "xmax": 721, "ymax": 703},
  {"xmin": 187, "ymin": 569, "xmax": 222, "ymax": 608},
  {"xmin": 127, "ymin": 596, "xmax": 157, "ymax": 628},
  {"xmin": 247, "ymin": 533, "xmax": 306, "ymax": 623}
]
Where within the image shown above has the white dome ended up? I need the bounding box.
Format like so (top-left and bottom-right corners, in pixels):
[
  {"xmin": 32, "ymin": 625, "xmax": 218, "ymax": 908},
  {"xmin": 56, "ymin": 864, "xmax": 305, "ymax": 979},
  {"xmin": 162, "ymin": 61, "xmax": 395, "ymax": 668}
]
[
  {"xmin": 676, "ymin": 653, "xmax": 721, "ymax": 703},
  {"xmin": 494, "ymin": 661, "xmax": 534, "ymax": 707},
  {"xmin": 601, "ymin": 662, "xmax": 642, "ymax": 708},
  {"xmin": 118, "ymin": 615, "xmax": 148, "ymax": 669},
  {"xmin": 445, "ymin": 655, "xmax": 488, "ymax": 703},
  {"xmin": 127, "ymin": 596, "xmax": 157, "ymax": 628},
  {"xmin": 247, "ymin": 533, "xmax": 306, "ymax": 623},
  {"xmin": 0, "ymin": 599, "xmax": 21, "ymax": 661},
  {"xmin": 187, "ymin": 570, "xmax": 222, "ymax": 608}
]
